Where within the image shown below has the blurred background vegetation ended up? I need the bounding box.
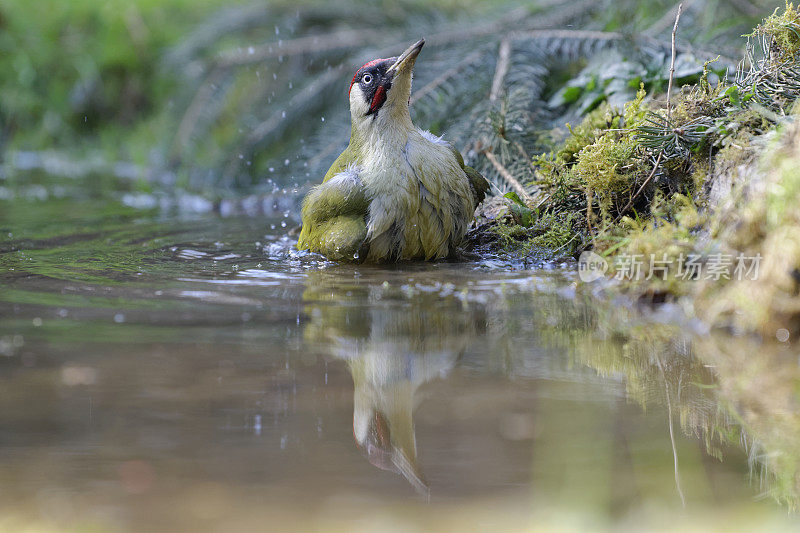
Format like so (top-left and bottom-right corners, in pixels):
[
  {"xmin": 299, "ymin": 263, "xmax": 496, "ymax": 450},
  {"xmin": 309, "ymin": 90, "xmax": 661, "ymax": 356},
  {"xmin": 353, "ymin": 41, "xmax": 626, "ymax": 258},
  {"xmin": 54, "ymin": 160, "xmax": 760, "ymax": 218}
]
[{"xmin": 0, "ymin": 0, "xmax": 777, "ymax": 203}]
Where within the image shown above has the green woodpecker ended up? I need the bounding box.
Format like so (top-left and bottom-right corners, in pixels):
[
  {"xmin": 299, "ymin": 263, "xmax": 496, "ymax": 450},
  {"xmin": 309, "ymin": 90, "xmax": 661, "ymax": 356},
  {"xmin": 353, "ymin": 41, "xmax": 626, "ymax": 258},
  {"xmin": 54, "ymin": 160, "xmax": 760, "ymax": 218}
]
[{"xmin": 296, "ymin": 38, "xmax": 490, "ymax": 262}]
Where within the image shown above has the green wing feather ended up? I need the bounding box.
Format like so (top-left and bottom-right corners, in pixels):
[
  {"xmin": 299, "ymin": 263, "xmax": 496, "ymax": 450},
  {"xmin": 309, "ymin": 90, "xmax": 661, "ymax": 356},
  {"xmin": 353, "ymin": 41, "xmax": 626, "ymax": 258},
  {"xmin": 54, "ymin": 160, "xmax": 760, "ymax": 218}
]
[
  {"xmin": 447, "ymin": 145, "xmax": 490, "ymax": 209},
  {"xmin": 321, "ymin": 143, "xmax": 359, "ymax": 183},
  {"xmin": 297, "ymin": 144, "xmax": 369, "ymax": 260}
]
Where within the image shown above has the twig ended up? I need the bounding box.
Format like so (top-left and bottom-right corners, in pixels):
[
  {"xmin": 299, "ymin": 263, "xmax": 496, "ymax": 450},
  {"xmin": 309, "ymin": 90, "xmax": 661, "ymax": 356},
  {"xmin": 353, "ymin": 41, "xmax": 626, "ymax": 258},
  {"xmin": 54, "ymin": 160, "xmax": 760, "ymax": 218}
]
[
  {"xmin": 666, "ymin": 3, "xmax": 683, "ymax": 124},
  {"xmin": 612, "ymin": 151, "xmax": 663, "ymax": 224},
  {"xmin": 611, "ymin": 3, "xmax": 682, "ymax": 224},
  {"xmin": 484, "ymin": 150, "xmax": 532, "ymax": 201},
  {"xmin": 490, "ymin": 40, "xmax": 512, "ymax": 102},
  {"xmin": 549, "ymin": 232, "xmax": 580, "ymax": 256},
  {"xmin": 655, "ymin": 355, "xmax": 687, "ymax": 508}
]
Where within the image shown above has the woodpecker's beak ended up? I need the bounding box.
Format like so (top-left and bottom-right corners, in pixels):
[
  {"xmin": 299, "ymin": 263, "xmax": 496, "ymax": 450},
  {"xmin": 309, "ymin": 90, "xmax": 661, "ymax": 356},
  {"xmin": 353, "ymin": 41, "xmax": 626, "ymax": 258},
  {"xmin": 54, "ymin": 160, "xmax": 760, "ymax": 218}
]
[{"xmin": 386, "ymin": 38, "xmax": 425, "ymax": 76}]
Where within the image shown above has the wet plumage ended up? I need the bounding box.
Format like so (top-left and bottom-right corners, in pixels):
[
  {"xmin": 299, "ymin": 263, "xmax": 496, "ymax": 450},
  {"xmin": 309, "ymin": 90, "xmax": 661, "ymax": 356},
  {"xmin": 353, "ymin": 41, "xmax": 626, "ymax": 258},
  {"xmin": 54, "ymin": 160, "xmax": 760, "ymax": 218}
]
[{"xmin": 297, "ymin": 39, "xmax": 489, "ymax": 261}]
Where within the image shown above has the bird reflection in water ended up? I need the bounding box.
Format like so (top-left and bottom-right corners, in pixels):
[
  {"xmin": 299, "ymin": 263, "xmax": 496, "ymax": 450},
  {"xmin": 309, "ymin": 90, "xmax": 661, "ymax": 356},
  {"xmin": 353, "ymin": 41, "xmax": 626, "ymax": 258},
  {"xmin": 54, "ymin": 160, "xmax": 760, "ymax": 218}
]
[{"xmin": 302, "ymin": 270, "xmax": 482, "ymax": 496}]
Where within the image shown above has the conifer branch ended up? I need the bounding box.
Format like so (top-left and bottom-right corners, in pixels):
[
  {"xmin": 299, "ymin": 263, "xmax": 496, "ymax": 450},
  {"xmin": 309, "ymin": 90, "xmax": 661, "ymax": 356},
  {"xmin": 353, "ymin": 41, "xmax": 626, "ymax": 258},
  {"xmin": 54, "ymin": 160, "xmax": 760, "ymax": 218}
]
[
  {"xmin": 484, "ymin": 150, "xmax": 532, "ymax": 201},
  {"xmin": 410, "ymin": 48, "xmax": 488, "ymax": 105},
  {"xmin": 215, "ymin": 29, "xmax": 388, "ymax": 68}
]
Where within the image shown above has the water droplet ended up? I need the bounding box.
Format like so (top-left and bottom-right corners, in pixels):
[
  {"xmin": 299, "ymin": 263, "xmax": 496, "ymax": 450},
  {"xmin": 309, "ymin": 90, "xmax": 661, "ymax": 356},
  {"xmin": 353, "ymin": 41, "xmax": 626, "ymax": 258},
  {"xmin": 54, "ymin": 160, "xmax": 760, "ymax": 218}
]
[
  {"xmin": 280, "ymin": 221, "xmax": 287, "ymax": 228},
  {"xmin": 320, "ymin": 117, "xmax": 325, "ymax": 122},
  {"xmin": 284, "ymin": 159, "xmax": 290, "ymax": 166},
  {"xmin": 248, "ymin": 46, "xmax": 255, "ymax": 55},
  {"xmin": 281, "ymin": 111, "xmax": 286, "ymax": 118}
]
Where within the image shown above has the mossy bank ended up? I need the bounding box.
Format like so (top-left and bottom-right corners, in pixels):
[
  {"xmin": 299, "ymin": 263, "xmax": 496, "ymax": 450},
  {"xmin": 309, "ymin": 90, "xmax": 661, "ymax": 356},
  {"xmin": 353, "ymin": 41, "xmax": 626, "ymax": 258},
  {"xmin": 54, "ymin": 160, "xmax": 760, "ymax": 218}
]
[{"xmin": 476, "ymin": 3, "xmax": 800, "ymax": 341}]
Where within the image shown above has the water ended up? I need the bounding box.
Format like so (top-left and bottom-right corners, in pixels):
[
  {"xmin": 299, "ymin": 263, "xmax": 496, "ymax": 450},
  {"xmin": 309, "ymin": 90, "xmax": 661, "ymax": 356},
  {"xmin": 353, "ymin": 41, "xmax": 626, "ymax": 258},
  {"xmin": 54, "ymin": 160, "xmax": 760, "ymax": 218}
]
[{"xmin": 1, "ymin": 197, "xmax": 799, "ymax": 532}]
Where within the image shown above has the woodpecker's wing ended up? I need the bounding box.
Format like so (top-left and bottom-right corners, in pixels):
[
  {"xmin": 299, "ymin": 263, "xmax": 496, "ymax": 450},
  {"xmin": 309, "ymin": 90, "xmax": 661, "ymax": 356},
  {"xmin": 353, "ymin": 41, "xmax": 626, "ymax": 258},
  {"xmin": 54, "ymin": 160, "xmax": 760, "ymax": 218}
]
[
  {"xmin": 297, "ymin": 161, "xmax": 369, "ymax": 260},
  {"xmin": 463, "ymin": 163, "xmax": 490, "ymax": 209},
  {"xmin": 322, "ymin": 143, "xmax": 360, "ymax": 183},
  {"xmin": 419, "ymin": 130, "xmax": 490, "ymax": 210},
  {"xmin": 444, "ymin": 143, "xmax": 490, "ymax": 210},
  {"xmin": 415, "ymin": 130, "xmax": 489, "ymax": 211}
]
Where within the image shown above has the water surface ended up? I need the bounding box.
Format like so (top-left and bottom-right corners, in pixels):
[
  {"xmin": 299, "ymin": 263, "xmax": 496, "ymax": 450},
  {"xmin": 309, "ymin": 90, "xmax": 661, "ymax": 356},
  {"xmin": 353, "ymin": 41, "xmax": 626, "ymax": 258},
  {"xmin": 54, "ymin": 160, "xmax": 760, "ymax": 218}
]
[{"xmin": 1, "ymin": 198, "xmax": 798, "ymax": 532}]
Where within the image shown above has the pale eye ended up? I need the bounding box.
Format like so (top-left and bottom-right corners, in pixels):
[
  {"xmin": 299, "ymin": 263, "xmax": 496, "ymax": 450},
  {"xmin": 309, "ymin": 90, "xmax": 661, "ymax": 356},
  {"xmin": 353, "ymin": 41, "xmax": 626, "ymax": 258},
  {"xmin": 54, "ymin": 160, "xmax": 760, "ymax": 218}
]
[{"xmin": 362, "ymin": 74, "xmax": 372, "ymax": 84}]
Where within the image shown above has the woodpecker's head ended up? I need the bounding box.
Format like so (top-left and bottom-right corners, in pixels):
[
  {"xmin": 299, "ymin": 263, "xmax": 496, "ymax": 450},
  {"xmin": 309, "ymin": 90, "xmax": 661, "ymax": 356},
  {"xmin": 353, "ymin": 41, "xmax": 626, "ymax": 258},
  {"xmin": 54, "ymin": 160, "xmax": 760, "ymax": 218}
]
[
  {"xmin": 348, "ymin": 39, "xmax": 424, "ymax": 128},
  {"xmin": 353, "ymin": 407, "xmax": 429, "ymax": 496}
]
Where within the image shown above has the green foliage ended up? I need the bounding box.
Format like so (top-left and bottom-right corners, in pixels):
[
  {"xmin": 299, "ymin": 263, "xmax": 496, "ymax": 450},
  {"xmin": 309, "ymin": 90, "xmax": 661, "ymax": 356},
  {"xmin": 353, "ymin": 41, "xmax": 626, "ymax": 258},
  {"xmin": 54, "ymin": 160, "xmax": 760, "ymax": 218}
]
[
  {"xmin": 1, "ymin": 0, "xmax": 769, "ymax": 199},
  {"xmin": 736, "ymin": 2, "xmax": 800, "ymax": 114},
  {"xmin": 507, "ymin": 3, "xmax": 800, "ymax": 269},
  {"xmin": 635, "ymin": 112, "xmax": 713, "ymax": 158},
  {"xmin": 749, "ymin": 1, "xmax": 800, "ymax": 61},
  {"xmin": 503, "ymin": 191, "xmax": 537, "ymax": 227},
  {"xmin": 548, "ymin": 51, "xmax": 712, "ymax": 115},
  {"xmin": 0, "ymin": 0, "xmax": 248, "ymax": 151}
]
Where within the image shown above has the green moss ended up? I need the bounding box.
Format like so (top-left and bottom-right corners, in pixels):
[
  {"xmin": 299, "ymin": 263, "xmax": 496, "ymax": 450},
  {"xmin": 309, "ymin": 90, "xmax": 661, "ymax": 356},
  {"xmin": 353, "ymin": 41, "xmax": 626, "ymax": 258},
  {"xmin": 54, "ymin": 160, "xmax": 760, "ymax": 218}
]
[
  {"xmin": 593, "ymin": 193, "xmax": 701, "ymax": 295},
  {"xmin": 700, "ymin": 120, "xmax": 800, "ymax": 336},
  {"xmin": 490, "ymin": 210, "xmax": 582, "ymax": 259},
  {"xmin": 556, "ymin": 104, "xmax": 624, "ymax": 164},
  {"xmin": 750, "ymin": 1, "xmax": 800, "ymax": 61},
  {"xmin": 574, "ymin": 132, "xmax": 641, "ymax": 217}
]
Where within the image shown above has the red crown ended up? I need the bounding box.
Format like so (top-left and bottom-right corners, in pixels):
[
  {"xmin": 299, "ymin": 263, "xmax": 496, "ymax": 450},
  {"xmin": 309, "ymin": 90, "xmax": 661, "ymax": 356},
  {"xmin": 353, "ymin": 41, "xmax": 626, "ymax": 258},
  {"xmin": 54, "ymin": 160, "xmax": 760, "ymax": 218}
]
[{"xmin": 349, "ymin": 58, "xmax": 386, "ymax": 93}]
